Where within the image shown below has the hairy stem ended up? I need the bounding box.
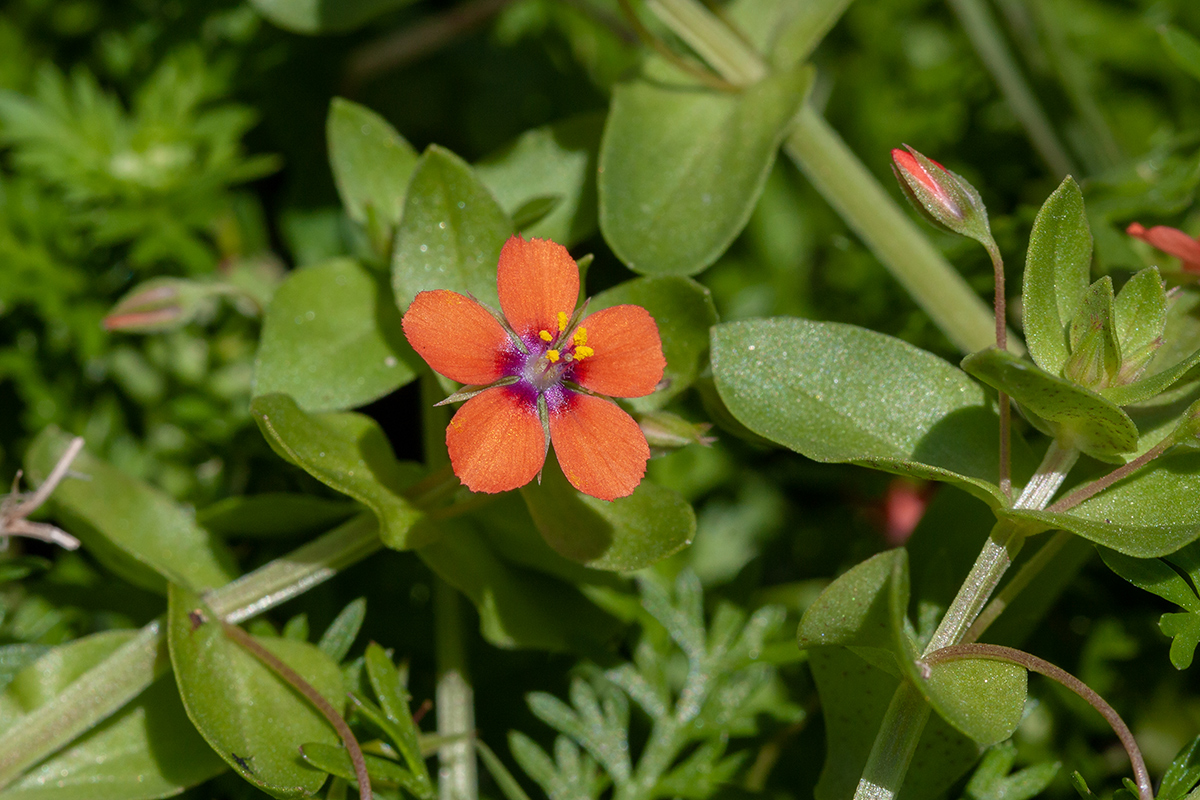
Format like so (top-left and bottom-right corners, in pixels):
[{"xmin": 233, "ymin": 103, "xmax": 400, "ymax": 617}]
[
  {"xmin": 221, "ymin": 622, "xmax": 372, "ymax": 800},
  {"xmin": 436, "ymin": 578, "xmax": 477, "ymax": 800},
  {"xmin": 946, "ymin": 0, "xmax": 1076, "ymax": 177},
  {"xmin": 963, "ymin": 529, "xmax": 1074, "ymax": 643},
  {"xmin": 923, "ymin": 644, "xmax": 1151, "ymax": 800}
]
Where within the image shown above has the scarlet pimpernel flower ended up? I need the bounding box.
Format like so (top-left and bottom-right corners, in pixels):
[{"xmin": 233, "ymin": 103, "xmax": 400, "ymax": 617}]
[
  {"xmin": 1127, "ymin": 221, "xmax": 1200, "ymax": 273},
  {"xmin": 402, "ymin": 235, "xmax": 666, "ymax": 501}
]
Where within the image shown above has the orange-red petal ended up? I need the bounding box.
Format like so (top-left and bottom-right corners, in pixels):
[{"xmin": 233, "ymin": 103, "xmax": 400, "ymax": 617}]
[
  {"xmin": 497, "ymin": 235, "xmax": 580, "ymax": 337},
  {"xmin": 572, "ymin": 305, "xmax": 665, "ymax": 398},
  {"xmin": 1127, "ymin": 222, "xmax": 1200, "ymax": 272},
  {"xmin": 446, "ymin": 387, "xmax": 546, "ymax": 494},
  {"xmin": 549, "ymin": 394, "xmax": 649, "ymax": 501},
  {"xmin": 402, "ymin": 290, "xmax": 511, "ymax": 385}
]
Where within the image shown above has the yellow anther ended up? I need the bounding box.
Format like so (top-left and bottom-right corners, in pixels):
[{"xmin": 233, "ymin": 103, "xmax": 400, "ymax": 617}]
[
  {"xmin": 546, "ymin": 349, "xmax": 560, "ymax": 363},
  {"xmin": 573, "ymin": 327, "xmax": 588, "ymax": 347},
  {"xmin": 539, "ymin": 330, "xmax": 553, "ymax": 342},
  {"xmin": 557, "ymin": 312, "xmax": 568, "ymax": 332},
  {"xmin": 574, "ymin": 346, "xmax": 594, "ymax": 361}
]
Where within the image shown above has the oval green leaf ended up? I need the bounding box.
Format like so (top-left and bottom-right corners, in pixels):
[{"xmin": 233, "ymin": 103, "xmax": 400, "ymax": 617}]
[
  {"xmin": 475, "ymin": 113, "xmax": 602, "ymax": 247},
  {"xmin": 25, "ymin": 428, "xmax": 237, "ymax": 594},
  {"xmin": 599, "ymin": 62, "xmax": 812, "ymax": 276},
  {"xmin": 251, "ymin": 393, "xmax": 432, "ymax": 550},
  {"xmin": 392, "ymin": 145, "xmax": 512, "ymax": 311},
  {"xmin": 1022, "ymin": 176, "xmax": 1093, "ymax": 376},
  {"xmin": 327, "ymin": 98, "xmax": 418, "ymax": 253},
  {"xmin": 417, "ymin": 520, "xmax": 622, "ymax": 652},
  {"xmin": 712, "ymin": 318, "xmax": 1014, "ymax": 507},
  {"xmin": 961, "ymin": 348, "xmax": 1138, "ymax": 460},
  {"xmin": 168, "ymin": 585, "xmax": 344, "ymax": 798},
  {"xmin": 589, "ymin": 276, "xmax": 718, "ymax": 411},
  {"xmin": 519, "ymin": 454, "xmax": 695, "ymax": 572},
  {"xmin": 254, "ymin": 259, "xmax": 416, "ymax": 412}
]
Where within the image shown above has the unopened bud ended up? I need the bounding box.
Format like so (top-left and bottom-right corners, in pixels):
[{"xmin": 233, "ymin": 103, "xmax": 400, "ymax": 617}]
[
  {"xmin": 1126, "ymin": 222, "xmax": 1200, "ymax": 273},
  {"xmin": 638, "ymin": 411, "xmax": 716, "ymax": 455},
  {"xmin": 891, "ymin": 145, "xmax": 994, "ymax": 247},
  {"xmin": 103, "ymin": 278, "xmax": 217, "ymax": 333}
]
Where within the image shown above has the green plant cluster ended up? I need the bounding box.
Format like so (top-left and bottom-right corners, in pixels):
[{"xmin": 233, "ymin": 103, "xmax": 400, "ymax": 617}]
[{"xmin": 7, "ymin": 0, "xmax": 1200, "ymax": 799}]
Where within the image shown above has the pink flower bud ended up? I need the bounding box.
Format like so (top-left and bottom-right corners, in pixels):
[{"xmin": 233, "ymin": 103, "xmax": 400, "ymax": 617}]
[
  {"xmin": 103, "ymin": 278, "xmax": 213, "ymax": 333},
  {"xmin": 891, "ymin": 145, "xmax": 993, "ymax": 247}
]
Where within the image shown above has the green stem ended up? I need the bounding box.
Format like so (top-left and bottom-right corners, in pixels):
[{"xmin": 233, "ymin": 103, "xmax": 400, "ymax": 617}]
[
  {"xmin": 946, "ymin": 0, "xmax": 1076, "ymax": 178},
  {"xmin": 435, "ymin": 578, "xmax": 477, "ymax": 800},
  {"xmin": 963, "ymin": 528, "xmax": 1073, "ymax": 643},
  {"xmin": 1047, "ymin": 439, "xmax": 1172, "ymax": 513},
  {"xmin": 852, "ymin": 681, "xmax": 931, "ymax": 800},
  {"xmin": 645, "ymin": 0, "xmax": 1012, "ymax": 356}
]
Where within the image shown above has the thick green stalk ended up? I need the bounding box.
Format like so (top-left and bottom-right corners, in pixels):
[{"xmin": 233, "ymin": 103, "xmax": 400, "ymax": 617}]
[
  {"xmin": 946, "ymin": 0, "xmax": 1075, "ymax": 178},
  {"xmin": 784, "ymin": 110, "xmax": 1010, "ymax": 355},
  {"xmin": 0, "ymin": 514, "xmax": 381, "ymax": 790},
  {"xmin": 853, "ymin": 681, "xmax": 931, "ymax": 800},
  {"xmin": 648, "ymin": 0, "xmax": 1013, "ymax": 356},
  {"xmin": 435, "ymin": 578, "xmax": 477, "ymax": 800}
]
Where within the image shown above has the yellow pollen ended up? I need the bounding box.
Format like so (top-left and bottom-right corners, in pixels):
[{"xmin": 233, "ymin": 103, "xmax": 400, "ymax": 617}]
[
  {"xmin": 539, "ymin": 330, "xmax": 553, "ymax": 342},
  {"xmin": 546, "ymin": 349, "xmax": 560, "ymax": 363},
  {"xmin": 557, "ymin": 312, "xmax": 568, "ymax": 332},
  {"xmin": 574, "ymin": 345, "xmax": 594, "ymax": 361},
  {"xmin": 573, "ymin": 327, "xmax": 588, "ymax": 346}
]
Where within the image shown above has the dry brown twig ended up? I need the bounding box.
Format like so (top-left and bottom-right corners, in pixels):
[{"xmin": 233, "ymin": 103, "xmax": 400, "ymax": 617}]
[{"xmin": 1, "ymin": 436, "xmax": 85, "ymax": 551}]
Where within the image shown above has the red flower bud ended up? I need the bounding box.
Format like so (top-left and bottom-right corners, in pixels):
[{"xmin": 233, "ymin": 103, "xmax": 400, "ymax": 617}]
[
  {"xmin": 103, "ymin": 278, "xmax": 215, "ymax": 332},
  {"xmin": 891, "ymin": 145, "xmax": 993, "ymax": 248}
]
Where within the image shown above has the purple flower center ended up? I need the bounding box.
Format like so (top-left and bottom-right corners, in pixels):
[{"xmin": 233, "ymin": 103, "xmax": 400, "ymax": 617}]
[{"xmin": 499, "ymin": 333, "xmax": 580, "ymax": 413}]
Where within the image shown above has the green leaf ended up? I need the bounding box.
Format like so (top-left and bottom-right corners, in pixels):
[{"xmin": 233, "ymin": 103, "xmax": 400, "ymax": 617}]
[
  {"xmin": 798, "ymin": 549, "xmax": 1026, "ymax": 746},
  {"xmin": 0, "ymin": 633, "xmax": 224, "ymax": 800},
  {"xmin": 299, "ymin": 742, "xmax": 421, "ymax": 791},
  {"xmin": 712, "ymin": 319, "xmax": 1017, "ymax": 507},
  {"xmin": 168, "ymin": 585, "xmax": 344, "ymax": 798},
  {"xmin": 961, "ymin": 349, "xmax": 1138, "ymax": 460},
  {"xmin": 417, "ymin": 520, "xmax": 622, "ymax": 652},
  {"xmin": 1100, "ymin": 547, "xmax": 1200, "ymax": 669},
  {"xmin": 519, "ymin": 454, "xmax": 694, "ymax": 572},
  {"xmin": 1062, "ymin": 277, "xmax": 1120, "ymax": 390},
  {"xmin": 251, "ymin": 394, "xmax": 432, "ymax": 550},
  {"xmin": 475, "ymin": 113, "xmax": 602, "ymax": 247},
  {"xmin": 250, "ymin": 0, "xmax": 416, "ymax": 33},
  {"xmin": 392, "ymin": 145, "xmax": 512, "ymax": 311},
  {"xmin": 1114, "ymin": 268, "xmax": 1166, "ymax": 372},
  {"xmin": 1022, "ymin": 176, "xmax": 1093, "ymax": 376},
  {"xmin": 598, "ymin": 62, "xmax": 813, "ymax": 276},
  {"xmin": 254, "ymin": 259, "xmax": 416, "ymax": 412},
  {"xmin": 198, "ymin": 494, "xmax": 359, "ymax": 539},
  {"xmin": 363, "ymin": 643, "xmax": 431, "ymax": 793},
  {"xmin": 961, "ymin": 741, "xmax": 1059, "ymax": 800},
  {"xmin": 317, "ymin": 599, "xmax": 367, "ymax": 663},
  {"xmin": 327, "ymin": 99, "xmax": 419, "ymax": 255},
  {"xmin": 1161, "ymin": 25, "xmax": 1200, "ymax": 84},
  {"xmin": 25, "ymin": 428, "xmax": 237, "ymax": 594},
  {"xmin": 1158, "ymin": 735, "xmax": 1200, "ymax": 800},
  {"xmin": 589, "ymin": 276, "xmax": 718, "ymax": 411},
  {"xmin": 471, "ymin": 494, "xmax": 626, "ymax": 589},
  {"xmin": 808, "ymin": 648, "xmax": 983, "ymax": 800},
  {"xmin": 1001, "ymin": 452, "xmax": 1200, "ymax": 558}
]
